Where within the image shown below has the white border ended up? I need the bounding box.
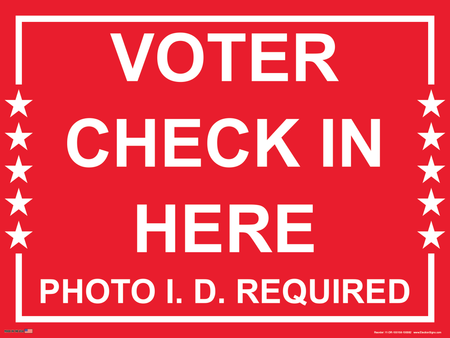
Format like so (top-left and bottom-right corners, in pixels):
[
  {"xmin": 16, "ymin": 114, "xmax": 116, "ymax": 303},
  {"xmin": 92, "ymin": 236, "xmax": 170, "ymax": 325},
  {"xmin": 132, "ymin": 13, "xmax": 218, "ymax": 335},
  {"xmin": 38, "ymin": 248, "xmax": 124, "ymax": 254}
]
[
  {"xmin": 14, "ymin": 15, "xmax": 437, "ymax": 323},
  {"xmin": 15, "ymin": 15, "xmax": 435, "ymax": 85},
  {"xmin": 15, "ymin": 253, "xmax": 435, "ymax": 323}
]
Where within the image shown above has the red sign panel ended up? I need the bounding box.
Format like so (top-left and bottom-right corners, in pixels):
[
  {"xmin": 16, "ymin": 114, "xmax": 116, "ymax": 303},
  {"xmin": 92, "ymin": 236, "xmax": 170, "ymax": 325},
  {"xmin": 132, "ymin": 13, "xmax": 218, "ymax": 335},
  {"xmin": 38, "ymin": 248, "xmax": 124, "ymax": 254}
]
[{"xmin": 1, "ymin": 2, "xmax": 449, "ymax": 337}]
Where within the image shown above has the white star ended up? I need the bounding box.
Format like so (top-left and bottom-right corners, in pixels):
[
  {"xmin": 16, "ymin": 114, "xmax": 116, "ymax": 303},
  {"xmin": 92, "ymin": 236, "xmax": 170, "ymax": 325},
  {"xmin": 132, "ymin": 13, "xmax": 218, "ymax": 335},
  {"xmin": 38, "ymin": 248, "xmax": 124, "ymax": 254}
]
[
  {"xmin": 418, "ymin": 123, "xmax": 444, "ymax": 150},
  {"xmin": 418, "ymin": 189, "xmax": 444, "ymax": 215},
  {"xmin": 6, "ymin": 123, "xmax": 32, "ymax": 150},
  {"xmin": 418, "ymin": 156, "xmax": 444, "ymax": 183},
  {"xmin": 418, "ymin": 222, "xmax": 444, "ymax": 249},
  {"xmin": 6, "ymin": 156, "xmax": 32, "ymax": 183},
  {"xmin": 5, "ymin": 189, "xmax": 32, "ymax": 216},
  {"xmin": 5, "ymin": 222, "xmax": 32, "ymax": 249},
  {"xmin": 418, "ymin": 90, "xmax": 444, "ymax": 117},
  {"xmin": 5, "ymin": 90, "xmax": 32, "ymax": 117}
]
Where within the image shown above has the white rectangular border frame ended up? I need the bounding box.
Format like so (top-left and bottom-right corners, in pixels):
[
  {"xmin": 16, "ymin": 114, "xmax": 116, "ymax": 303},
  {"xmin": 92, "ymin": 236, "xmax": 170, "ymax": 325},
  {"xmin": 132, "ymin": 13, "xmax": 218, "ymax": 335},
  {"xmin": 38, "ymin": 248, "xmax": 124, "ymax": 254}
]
[
  {"xmin": 15, "ymin": 15, "xmax": 435, "ymax": 85},
  {"xmin": 14, "ymin": 15, "xmax": 436, "ymax": 323},
  {"xmin": 16, "ymin": 253, "xmax": 435, "ymax": 323}
]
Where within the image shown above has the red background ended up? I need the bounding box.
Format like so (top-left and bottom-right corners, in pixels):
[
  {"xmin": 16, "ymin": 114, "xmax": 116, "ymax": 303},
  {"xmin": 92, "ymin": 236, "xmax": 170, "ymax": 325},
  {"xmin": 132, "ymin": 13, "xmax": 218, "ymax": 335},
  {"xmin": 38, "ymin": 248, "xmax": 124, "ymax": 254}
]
[{"xmin": 0, "ymin": 1, "xmax": 449, "ymax": 337}]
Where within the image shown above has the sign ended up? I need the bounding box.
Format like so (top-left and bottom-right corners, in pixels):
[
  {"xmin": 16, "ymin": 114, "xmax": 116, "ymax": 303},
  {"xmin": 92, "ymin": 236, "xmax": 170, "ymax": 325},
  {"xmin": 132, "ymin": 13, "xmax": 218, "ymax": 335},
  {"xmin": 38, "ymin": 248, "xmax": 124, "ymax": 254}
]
[{"xmin": 1, "ymin": 1, "xmax": 449, "ymax": 337}]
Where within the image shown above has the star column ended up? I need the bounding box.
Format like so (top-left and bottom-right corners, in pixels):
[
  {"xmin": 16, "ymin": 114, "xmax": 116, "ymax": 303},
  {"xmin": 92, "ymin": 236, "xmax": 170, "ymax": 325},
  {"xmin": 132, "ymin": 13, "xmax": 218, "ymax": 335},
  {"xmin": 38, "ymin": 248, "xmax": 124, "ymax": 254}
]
[
  {"xmin": 417, "ymin": 90, "xmax": 445, "ymax": 248},
  {"xmin": 5, "ymin": 90, "xmax": 33, "ymax": 248}
]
